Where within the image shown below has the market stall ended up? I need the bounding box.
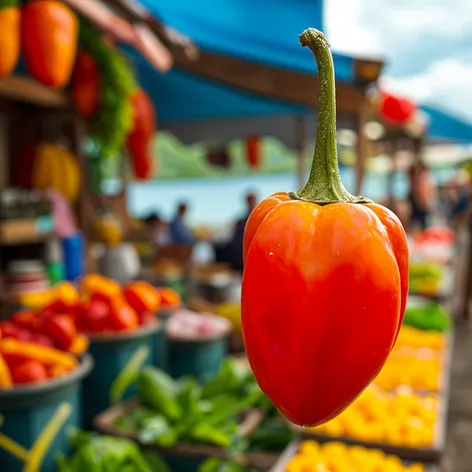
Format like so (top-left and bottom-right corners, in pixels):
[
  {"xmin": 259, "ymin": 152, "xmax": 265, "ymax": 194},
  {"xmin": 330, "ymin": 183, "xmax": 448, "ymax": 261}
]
[{"xmin": 0, "ymin": 3, "xmax": 462, "ymax": 472}]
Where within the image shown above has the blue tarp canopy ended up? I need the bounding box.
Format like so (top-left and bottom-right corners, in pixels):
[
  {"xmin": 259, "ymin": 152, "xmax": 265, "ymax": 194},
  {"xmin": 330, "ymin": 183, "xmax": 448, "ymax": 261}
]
[
  {"xmin": 128, "ymin": 1, "xmax": 472, "ymax": 146},
  {"xmin": 421, "ymin": 104, "xmax": 472, "ymax": 144},
  {"xmin": 131, "ymin": 0, "xmax": 356, "ymax": 123}
]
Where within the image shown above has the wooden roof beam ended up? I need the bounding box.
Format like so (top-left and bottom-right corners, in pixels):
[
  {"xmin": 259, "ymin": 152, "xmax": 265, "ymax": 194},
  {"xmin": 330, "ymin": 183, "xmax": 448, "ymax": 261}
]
[{"xmin": 176, "ymin": 51, "xmax": 367, "ymax": 116}]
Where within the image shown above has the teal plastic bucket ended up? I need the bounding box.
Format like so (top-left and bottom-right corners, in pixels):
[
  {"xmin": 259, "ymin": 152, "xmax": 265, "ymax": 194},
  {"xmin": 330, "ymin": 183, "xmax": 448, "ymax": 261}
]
[
  {"xmin": 0, "ymin": 354, "xmax": 93, "ymax": 472},
  {"xmin": 167, "ymin": 333, "xmax": 229, "ymax": 382},
  {"xmin": 83, "ymin": 323, "xmax": 159, "ymax": 425}
]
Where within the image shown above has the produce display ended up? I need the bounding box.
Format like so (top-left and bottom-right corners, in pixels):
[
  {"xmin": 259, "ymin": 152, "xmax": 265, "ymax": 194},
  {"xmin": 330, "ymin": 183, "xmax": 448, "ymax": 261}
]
[
  {"xmin": 126, "ymin": 88, "xmax": 156, "ymax": 180},
  {"xmin": 403, "ymin": 300, "xmax": 451, "ymax": 332},
  {"xmin": 0, "ymin": 0, "xmax": 20, "ymax": 79},
  {"xmin": 165, "ymin": 309, "xmax": 231, "ymax": 340},
  {"xmin": 215, "ymin": 302, "xmax": 242, "ymax": 332},
  {"xmin": 0, "ymin": 338, "xmax": 78, "ymax": 387},
  {"xmin": 78, "ymin": 19, "xmax": 136, "ymax": 159},
  {"xmin": 32, "ymin": 143, "xmax": 81, "ymax": 203},
  {"xmin": 375, "ymin": 344, "xmax": 442, "ymax": 392},
  {"xmin": 396, "ymin": 326, "xmax": 446, "ymax": 351},
  {"xmin": 306, "ymin": 386, "xmax": 438, "ymax": 448},
  {"xmin": 22, "ymin": 0, "xmax": 78, "ymax": 88},
  {"xmin": 285, "ymin": 441, "xmax": 426, "ymax": 472},
  {"xmin": 2, "ymin": 277, "xmax": 180, "ymax": 344},
  {"xmin": 0, "ymin": 281, "xmax": 88, "ymax": 355},
  {"xmin": 242, "ymin": 28, "xmax": 409, "ymax": 428},
  {"xmin": 409, "ymin": 262, "xmax": 443, "ymax": 296},
  {"xmin": 411, "ymin": 227, "xmax": 455, "ymax": 264},
  {"xmin": 113, "ymin": 360, "xmax": 272, "ymax": 449},
  {"xmin": 57, "ymin": 429, "xmax": 170, "ymax": 472}
]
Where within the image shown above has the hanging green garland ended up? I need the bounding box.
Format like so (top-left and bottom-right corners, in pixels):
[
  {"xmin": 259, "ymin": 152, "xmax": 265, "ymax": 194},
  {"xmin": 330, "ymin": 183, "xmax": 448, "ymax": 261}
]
[{"xmin": 78, "ymin": 19, "xmax": 136, "ymax": 159}]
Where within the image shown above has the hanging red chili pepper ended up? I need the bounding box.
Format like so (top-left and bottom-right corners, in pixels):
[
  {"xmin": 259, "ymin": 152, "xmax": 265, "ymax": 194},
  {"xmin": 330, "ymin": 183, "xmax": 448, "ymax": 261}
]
[
  {"xmin": 71, "ymin": 50, "xmax": 100, "ymax": 119},
  {"xmin": 0, "ymin": 0, "xmax": 20, "ymax": 79},
  {"xmin": 126, "ymin": 88, "xmax": 156, "ymax": 180},
  {"xmin": 22, "ymin": 0, "xmax": 78, "ymax": 88},
  {"xmin": 245, "ymin": 136, "xmax": 261, "ymax": 169},
  {"xmin": 379, "ymin": 90, "xmax": 416, "ymax": 126},
  {"xmin": 242, "ymin": 29, "xmax": 409, "ymax": 428}
]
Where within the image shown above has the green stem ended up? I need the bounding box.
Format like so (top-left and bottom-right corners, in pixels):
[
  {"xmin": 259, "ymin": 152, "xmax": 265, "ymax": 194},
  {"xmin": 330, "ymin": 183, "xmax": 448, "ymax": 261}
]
[{"xmin": 290, "ymin": 28, "xmax": 370, "ymax": 205}]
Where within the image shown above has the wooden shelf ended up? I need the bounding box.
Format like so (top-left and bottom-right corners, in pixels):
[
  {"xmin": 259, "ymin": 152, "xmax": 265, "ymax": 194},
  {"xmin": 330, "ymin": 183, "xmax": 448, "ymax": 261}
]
[{"xmin": 0, "ymin": 76, "xmax": 69, "ymax": 108}]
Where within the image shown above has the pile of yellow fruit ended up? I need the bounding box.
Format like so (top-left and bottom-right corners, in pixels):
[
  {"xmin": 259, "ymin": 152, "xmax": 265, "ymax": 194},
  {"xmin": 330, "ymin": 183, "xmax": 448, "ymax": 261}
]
[
  {"xmin": 396, "ymin": 326, "xmax": 445, "ymax": 351},
  {"xmin": 286, "ymin": 441, "xmax": 425, "ymax": 472},
  {"xmin": 307, "ymin": 386, "xmax": 437, "ymax": 448},
  {"xmin": 375, "ymin": 347, "xmax": 442, "ymax": 392},
  {"xmin": 215, "ymin": 302, "xmax": 241, "ymax": 332}
]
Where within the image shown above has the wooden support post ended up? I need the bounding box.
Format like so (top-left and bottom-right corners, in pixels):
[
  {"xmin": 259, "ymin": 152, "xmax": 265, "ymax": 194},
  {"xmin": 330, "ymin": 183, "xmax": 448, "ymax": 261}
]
[{"xmin": 69, "ymin": 115, "xmax": 90, "ymax": 239}]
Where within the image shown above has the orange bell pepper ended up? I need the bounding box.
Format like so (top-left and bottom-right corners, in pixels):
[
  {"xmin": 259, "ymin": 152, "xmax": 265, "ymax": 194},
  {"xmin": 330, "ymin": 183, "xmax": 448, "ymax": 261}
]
[
  {"xmin": 0, "ymin": 353, "xmax": 12, "ymax": 388},
  {"xmin": 68, "ymin": 334, "xmax": 89, "ymax": 356},
  {"xmin": 241, "ymin": 29, "xmax": 409, "ymax": 428},
  {"xmin": 80, "ymin": 274, "xmax": 121, "ymax": 302},
  {"xmin": 48, "ymin": 363, "xmax": 69, "ymax": 378},
  {"xmin": 109, "ymin": 300, "xmax": 138, "ymax": 331},
  {"xmin": 158, "ymin": 287, "xmax": 181, "ymax": 308},
  {"xmin": 0, "ymin": 339, "xmax": 77, "ymax": 370},
  {"xmin": 22, "ymin": 0, "xmax": 78, "ymax": 88},
  {"xmin": 123, "ymin": 281, "xmax": 160, "ymax": 315},
  {"xmin": 0, "ymin": 0, "xmax": 20, "ymax": 79}
]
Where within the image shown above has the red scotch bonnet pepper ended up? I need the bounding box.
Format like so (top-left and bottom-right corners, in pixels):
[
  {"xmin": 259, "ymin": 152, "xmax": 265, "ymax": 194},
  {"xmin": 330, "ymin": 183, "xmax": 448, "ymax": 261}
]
[{"xmin": 242, "ymin": 28, "xmax": 409, "ymax": 428}]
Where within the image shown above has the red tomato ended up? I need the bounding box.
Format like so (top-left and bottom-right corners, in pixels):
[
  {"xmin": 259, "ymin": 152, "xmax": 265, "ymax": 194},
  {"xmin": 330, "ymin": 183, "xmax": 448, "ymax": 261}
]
[
  {"xmin": 79, "ymin": 299, "xmax": 111, "ymax": 333},
  {"xmin": 15, "ymin": 329, "xmax": 35, "ymax": 342},
  {"xmin": 37, "ymin": 314, "xmax": 77, "ymax": 350},
  {"xmin": 138, "ymin": 312, "xmax": 155, "ymax": 326},
  {"xmin": 0, "ymin": 322, "xmax": 20, "ymax": 339},
  {"xmin": 30, "ymin": 333, "xmax": 55, "ymax": 348},
  {"xmin": 11, "ymin": 360, "xmax": 48, "ymax": 385},
  {"xmin": 10, "ymin": 310, "xmax": 39, "ymax": 331},
  {"xmin": 110, "ymin": 302, "xmax": 138, "ymax": 331},
  {"xmin": 124, "ymin": 281, "xmax": 160, "ymax": 315}
]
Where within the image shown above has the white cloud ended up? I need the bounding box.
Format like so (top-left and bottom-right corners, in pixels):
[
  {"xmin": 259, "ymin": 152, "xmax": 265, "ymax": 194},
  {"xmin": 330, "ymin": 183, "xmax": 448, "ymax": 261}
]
[
  {"xmin": 381, "ymin": 58, "xmax": 472, "ymax": 120},
  {"xmin": 325, "ymin": 0, "xmax": 472, "ymax": 120},
  {"xmin": 324, "ymin": 0, "xmax": 386, "ymax": 57}
]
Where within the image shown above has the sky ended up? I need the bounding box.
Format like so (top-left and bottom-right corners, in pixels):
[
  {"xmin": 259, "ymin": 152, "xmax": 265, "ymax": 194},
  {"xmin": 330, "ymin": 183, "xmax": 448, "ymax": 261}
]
[{"xmin": 325, "ymin": 0, "xmax": 472, "ymax": 119}]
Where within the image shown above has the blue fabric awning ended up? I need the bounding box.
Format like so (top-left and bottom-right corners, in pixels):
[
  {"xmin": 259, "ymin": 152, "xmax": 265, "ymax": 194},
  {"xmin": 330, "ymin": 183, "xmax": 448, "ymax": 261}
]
[
  {"xmin": 126, "ymin": 0, "xmax": 357, "ymax": 124},
  {"xmin": 422, "ymin": 104, "xmax": 472, "ymax": 144},
  {"xmin": 134, "ymin": 58, "xmax": 309, "ymax": 123},
  {"xmin": 139, "ymin": 0, "xmax": 354, "ymax": 81}
]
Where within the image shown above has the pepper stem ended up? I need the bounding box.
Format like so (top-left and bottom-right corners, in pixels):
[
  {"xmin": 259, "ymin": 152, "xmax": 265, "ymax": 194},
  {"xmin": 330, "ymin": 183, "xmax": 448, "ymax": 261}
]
[{"xmin": 290, "ymin": 28, "xmax": 371, "ymax": 205}]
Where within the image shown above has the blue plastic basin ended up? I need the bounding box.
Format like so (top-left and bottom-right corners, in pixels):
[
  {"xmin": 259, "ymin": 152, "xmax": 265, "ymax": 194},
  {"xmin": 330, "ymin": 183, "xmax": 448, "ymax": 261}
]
[
  {"xmin": 0, "ymin": 354, "xmax": 93, "ymax": 472},
  {"xmin": 83, "ymin": 322, "xmax": 160, "ymax": 425}
]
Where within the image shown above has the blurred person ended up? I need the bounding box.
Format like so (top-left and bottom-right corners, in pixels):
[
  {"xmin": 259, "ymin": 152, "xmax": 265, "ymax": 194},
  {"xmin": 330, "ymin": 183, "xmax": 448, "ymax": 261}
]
[
  {"xmin": 221, "ymin": 192, "xmax": 259, "ymax": 271},
  {"xmin": 144, "ymin": 212, "xmax": 169, "ymax": 246},
  {"xmin": 446, "ymin": 171, "xmax": 470, "ymax": 230},
  {"xmin": 407, "ymin": 161, "xmax": 435, "ymax": 231},
  {"xmin": 169, "ymin": 202, "xmax": 196, "ymax": 245}
]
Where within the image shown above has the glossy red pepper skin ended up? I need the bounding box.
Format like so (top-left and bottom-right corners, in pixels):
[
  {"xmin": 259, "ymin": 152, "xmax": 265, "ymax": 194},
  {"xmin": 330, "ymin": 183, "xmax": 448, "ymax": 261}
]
[{"xmin": 242, "ymin": 195, "xmax": 408, "ymax": 426}]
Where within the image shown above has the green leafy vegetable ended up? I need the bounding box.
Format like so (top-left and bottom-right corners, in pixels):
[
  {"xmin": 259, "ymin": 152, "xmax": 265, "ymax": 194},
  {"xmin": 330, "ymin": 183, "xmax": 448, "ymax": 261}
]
[
  {"xmin": 56, "ymin": 429, "xmax": 170, "ymax": 472},
  {"xmin": 110, "ymin": 346, "xmax": 150, "ymax": 405},
  {"xmin": 138, "ymin": 367, "xmax": 183, "ymax": 421},
  {"xmin": 79, "ymin": 19, "xmax": 136, "ymax": 159},
  {"xmin": 404, "ymin": 301, "xmax": 451, "ymax": 332}
]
